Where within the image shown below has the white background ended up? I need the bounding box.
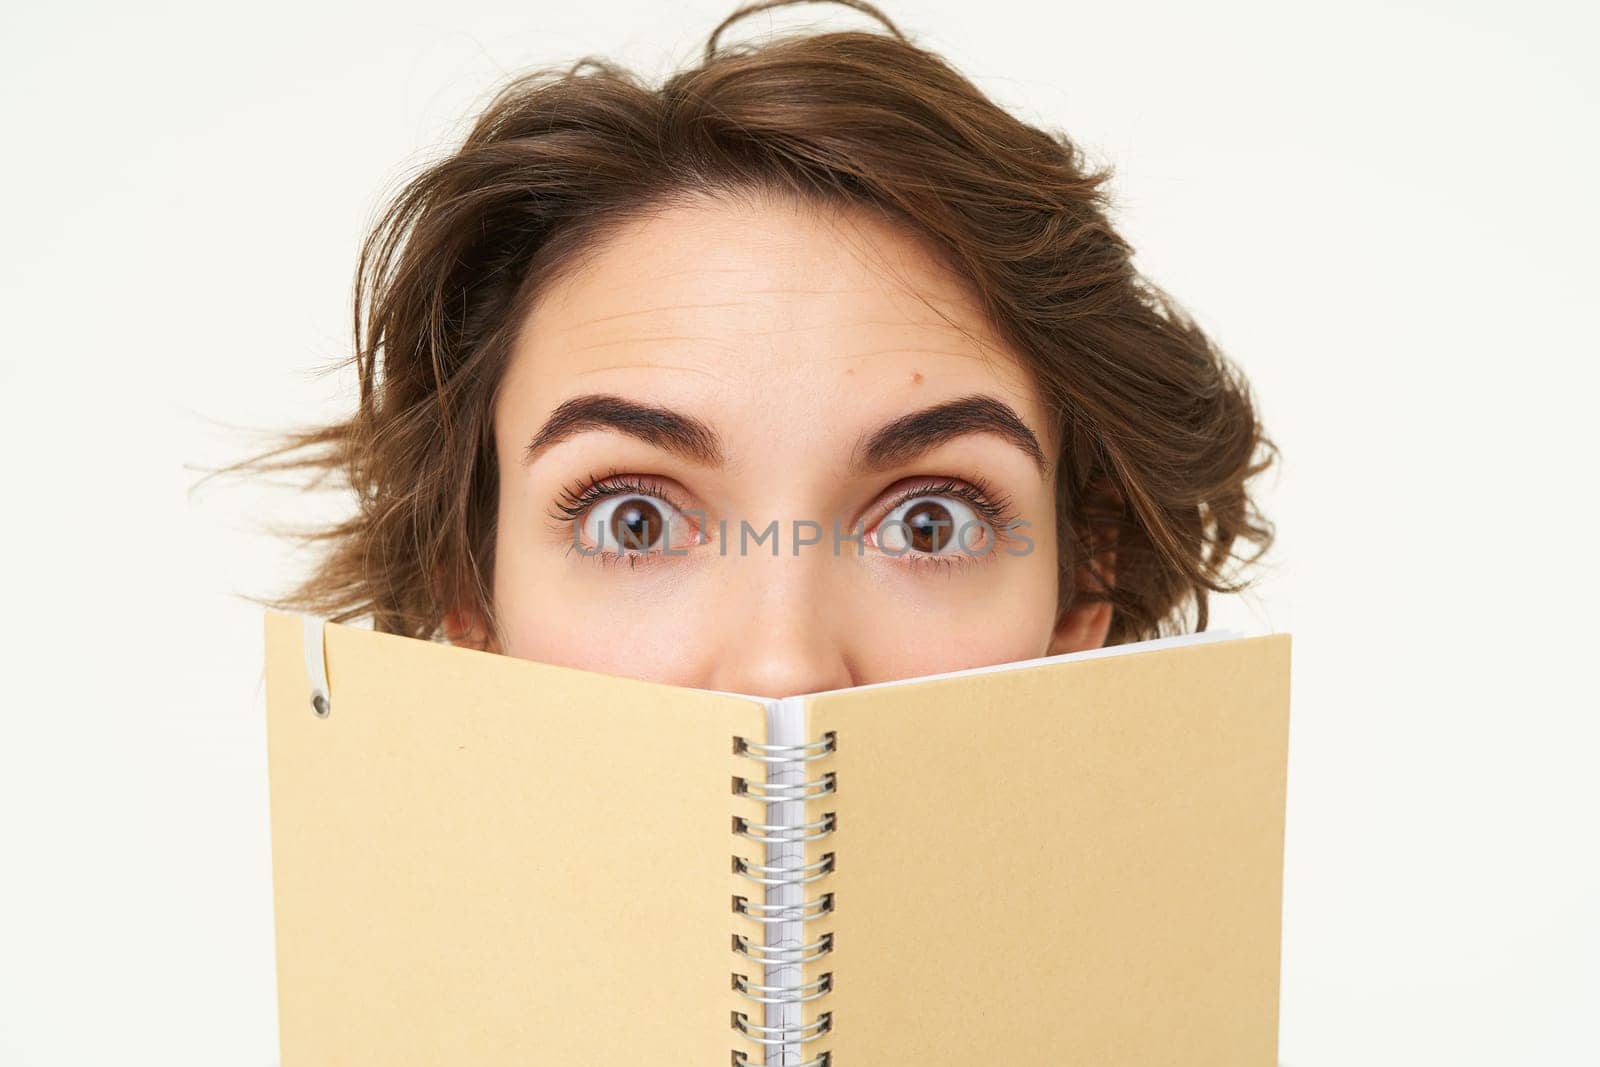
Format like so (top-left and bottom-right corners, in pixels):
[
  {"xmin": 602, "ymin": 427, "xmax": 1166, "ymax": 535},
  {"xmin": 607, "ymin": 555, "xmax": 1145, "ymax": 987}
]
[{"xmin": 1, "ymin": 1, "xmax": 1595, "ymax": 1064}]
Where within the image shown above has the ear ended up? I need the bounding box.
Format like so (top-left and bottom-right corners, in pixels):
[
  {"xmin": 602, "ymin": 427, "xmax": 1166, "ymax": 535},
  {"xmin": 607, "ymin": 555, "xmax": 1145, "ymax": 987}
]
[
  {"xmin": 1046, "ymin": 526, "xmax": 1117, "ymax": 656},
  {"xmin": 442, "ymin": 605, "xmax": 501, "ymax": 654}
]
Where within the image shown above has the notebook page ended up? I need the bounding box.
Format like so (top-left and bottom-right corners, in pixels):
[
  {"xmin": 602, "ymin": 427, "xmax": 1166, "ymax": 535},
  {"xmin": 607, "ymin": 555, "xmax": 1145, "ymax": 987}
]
[
  {"xmin": 263, "ymin": 611, "xmax": 763, "ymax": 1065},
  {"xmin": 690, "ymin": 629, "xmax": 1239, "ymax": 705},
  {"xmin": 801, "ymin": 627, "xmax": 1242, "ymax": 698},
  {"xmin": 805, "ymin": 633, "xmax": 1292, "ymax": 1065}
]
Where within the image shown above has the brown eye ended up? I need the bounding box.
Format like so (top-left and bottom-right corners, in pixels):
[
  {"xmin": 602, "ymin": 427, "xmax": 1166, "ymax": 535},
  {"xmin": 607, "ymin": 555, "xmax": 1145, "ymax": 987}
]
[
  {"xmin": 904, "ymin": 500, "xmax": 954, "ymax": 552},
  {"xmin": 609, "ymin": 498, "xmax": 664, "ymax": 550},
  {"xmin": 575, "ymin": 492, "xmax": 688, "ymax": 554},
  {"xmin": 875, "ymin": 495, "xmax": 985, "ymax": 557}
]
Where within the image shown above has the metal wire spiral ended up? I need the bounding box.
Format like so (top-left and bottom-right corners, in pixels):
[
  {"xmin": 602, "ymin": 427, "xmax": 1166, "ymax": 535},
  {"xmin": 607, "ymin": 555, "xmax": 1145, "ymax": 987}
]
[{"xmin": 731, "ymin": 731, "xmax": 837, "ymax": 1067}]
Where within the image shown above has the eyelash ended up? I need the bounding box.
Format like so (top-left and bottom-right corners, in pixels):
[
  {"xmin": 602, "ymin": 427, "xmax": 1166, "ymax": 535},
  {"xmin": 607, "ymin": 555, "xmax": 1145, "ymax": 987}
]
[
  {"xmin": 549, "ymin": 469, "xmax": 1020, "ymax": 568},
  {"xmin": 549, "ymin": 468, "xmax": 686, "ymax": 524}
]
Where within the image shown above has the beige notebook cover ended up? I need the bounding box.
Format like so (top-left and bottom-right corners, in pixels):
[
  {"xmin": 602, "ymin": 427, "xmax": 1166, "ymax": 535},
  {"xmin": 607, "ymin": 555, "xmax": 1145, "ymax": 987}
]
[{"xmin": 262, "ymin": 609, "xmax": 1292, "ymax": 1066}]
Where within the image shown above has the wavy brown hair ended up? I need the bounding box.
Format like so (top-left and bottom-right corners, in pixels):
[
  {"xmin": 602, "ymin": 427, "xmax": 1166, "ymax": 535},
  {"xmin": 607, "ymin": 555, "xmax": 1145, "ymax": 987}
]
[{"xmin": 205, "ymin": 0, "xmax": 1277, "ymax": 649}]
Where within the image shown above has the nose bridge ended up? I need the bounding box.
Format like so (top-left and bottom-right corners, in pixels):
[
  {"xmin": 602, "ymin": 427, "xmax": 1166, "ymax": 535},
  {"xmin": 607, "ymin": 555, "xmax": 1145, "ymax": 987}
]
[{"xmin": 704, "ymin": 535, "xmax": 855, "ymax": 699}]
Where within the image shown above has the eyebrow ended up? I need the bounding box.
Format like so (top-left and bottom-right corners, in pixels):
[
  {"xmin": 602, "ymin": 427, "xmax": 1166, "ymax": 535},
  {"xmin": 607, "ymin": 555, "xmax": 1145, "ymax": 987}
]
[
  {"xmin": 522, "ymin": 394, "xmax": 725, "ymax": 467},
  {"xmin": 520, "ymin": 392, "xmax": 1048, "ymax": 475},
  {"xmin": 852, "ymin": 395, "xmax": 1047, "ymax": 474}
]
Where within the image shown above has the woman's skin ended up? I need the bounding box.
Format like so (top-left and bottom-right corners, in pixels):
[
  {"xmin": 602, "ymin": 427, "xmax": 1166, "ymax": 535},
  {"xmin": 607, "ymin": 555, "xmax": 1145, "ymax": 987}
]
[{"xmin": 444, "ymin": 191, "xmax": 1113, "ymax": 697}]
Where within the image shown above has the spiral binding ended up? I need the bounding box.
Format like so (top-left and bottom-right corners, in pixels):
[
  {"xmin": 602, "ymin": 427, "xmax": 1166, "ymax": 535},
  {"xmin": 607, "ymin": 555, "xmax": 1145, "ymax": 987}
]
[{"xmin": 731, "ymin": 730, "xmax": 837, "ymax": 1067}]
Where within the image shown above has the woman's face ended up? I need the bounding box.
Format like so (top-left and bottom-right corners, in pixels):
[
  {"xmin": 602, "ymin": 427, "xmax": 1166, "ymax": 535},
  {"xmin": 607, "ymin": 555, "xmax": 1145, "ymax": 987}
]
[{"xmin": 451, "ymin": 193, "xmax": 1110, "ymax": 696}]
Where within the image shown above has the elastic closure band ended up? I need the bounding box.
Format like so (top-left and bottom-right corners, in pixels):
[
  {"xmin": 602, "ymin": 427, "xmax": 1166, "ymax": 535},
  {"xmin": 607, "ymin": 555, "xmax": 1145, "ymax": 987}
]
[{"xmin": 301, "ymin": 614, "xmax": 331, "ymax": 718}]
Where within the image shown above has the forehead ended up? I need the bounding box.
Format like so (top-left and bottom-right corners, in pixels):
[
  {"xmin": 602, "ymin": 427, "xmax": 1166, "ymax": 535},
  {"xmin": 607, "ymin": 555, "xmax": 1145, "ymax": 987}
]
[{"xmin": 500, "ymin": 194, "xmax": 1049, "ymax": 451}]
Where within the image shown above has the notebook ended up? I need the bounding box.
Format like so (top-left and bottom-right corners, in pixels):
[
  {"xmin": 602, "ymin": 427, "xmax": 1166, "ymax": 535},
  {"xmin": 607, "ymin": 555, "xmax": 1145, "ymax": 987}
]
[{"xmin": 262, "ymin": 609, "xmax": 1292, "ymax": 1066}]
